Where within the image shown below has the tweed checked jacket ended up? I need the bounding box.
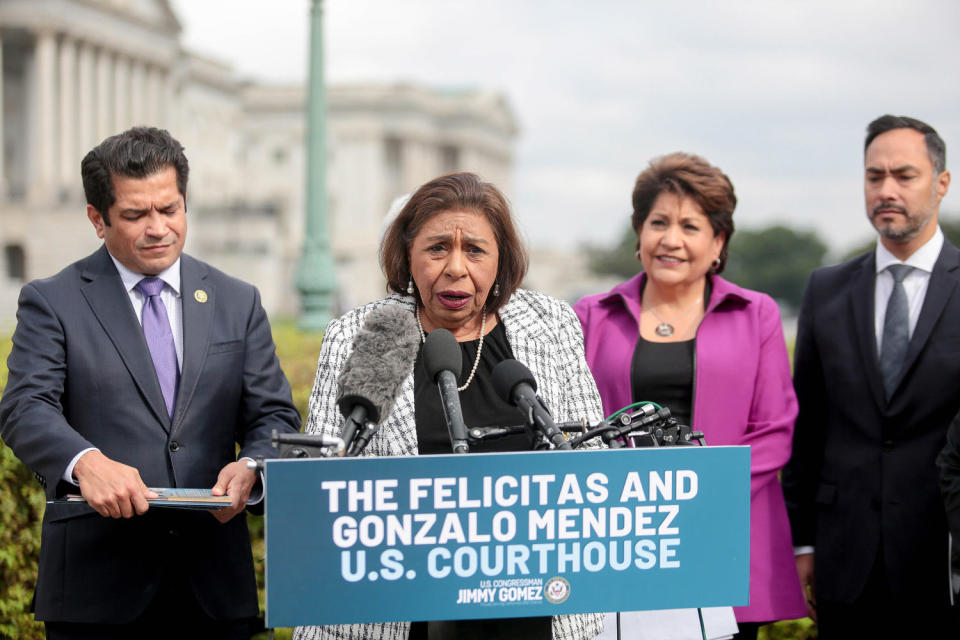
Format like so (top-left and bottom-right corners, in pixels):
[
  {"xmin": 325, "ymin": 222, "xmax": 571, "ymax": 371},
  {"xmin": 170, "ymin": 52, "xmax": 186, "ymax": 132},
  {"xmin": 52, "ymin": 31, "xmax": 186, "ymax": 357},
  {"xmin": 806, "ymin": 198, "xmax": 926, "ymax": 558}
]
[{"xmin": 295, "ymin": 289, "xmax": 605, "ymax": 640}]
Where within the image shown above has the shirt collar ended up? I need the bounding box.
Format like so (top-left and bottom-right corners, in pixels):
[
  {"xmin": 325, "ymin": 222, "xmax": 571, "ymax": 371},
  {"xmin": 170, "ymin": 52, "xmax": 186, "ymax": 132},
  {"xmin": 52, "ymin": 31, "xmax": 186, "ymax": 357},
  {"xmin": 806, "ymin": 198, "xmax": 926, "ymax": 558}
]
[
  {"xmin": 108, "ymin": 252, "xmax": 182, "ymax": 297},
  {"xmin": 875, "ymin": 225, "xmax": 943, "ymax": 275}
]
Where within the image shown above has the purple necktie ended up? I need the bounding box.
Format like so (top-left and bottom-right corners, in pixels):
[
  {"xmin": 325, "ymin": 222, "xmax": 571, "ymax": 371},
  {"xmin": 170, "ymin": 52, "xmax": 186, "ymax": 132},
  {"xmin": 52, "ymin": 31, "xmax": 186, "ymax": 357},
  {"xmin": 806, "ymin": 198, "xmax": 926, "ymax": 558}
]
[{"xmin": 135, "ymin": 277, "xmax": 179, "ymax": 418}]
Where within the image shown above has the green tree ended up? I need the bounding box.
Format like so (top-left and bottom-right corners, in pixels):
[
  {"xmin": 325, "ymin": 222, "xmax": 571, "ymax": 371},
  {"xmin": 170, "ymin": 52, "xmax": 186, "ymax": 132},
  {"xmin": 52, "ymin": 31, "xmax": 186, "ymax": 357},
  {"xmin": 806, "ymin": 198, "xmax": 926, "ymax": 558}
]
[
  {"xmin": 724, "ymin": 225, "xmax": 828, "ymax": 311},
  {"xmin": 941, "ymin": 215, "xmax": 960, "ymax": 245},
  {"xmin": 0, "ymin": 334, "xmax": 45, "ymax": 639},
  {"xmin": 585, "ymin": 225, "xmax": 641, "ymax": 280}
]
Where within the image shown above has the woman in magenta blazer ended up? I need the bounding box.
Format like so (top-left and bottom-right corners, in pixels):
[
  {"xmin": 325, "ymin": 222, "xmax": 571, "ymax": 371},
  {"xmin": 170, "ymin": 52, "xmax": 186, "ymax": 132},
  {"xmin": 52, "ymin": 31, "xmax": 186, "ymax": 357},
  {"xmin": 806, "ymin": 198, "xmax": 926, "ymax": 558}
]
[{"xmin": 574, "ymin": 153, "xmax": 806, "ymax": 638}]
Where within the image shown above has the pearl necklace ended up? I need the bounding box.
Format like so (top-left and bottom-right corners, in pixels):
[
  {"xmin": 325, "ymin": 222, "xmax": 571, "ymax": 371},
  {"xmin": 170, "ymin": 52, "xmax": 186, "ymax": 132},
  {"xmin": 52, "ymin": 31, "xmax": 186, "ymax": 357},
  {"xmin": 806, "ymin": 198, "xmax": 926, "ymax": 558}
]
[{"xmin": 416, "ymin": 305, "xmax": 486, "ymax": 392}]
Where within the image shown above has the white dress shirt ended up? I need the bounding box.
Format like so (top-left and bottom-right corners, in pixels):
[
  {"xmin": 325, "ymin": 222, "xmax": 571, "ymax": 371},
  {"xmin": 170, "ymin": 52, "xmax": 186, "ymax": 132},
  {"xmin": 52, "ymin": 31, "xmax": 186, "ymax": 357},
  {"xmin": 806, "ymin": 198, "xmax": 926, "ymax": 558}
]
[{"xmin": 874, "ymin": 225, "xmax": 943, "ymax": 351}]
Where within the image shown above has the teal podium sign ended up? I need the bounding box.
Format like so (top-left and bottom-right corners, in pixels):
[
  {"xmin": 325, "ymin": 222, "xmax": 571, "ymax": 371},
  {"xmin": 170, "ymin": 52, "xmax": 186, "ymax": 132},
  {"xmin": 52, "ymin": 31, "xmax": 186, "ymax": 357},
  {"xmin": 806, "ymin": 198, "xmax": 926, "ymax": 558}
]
[{"xmin": 264, "ymin": 446, "xmax": 749, "ymax": 628}]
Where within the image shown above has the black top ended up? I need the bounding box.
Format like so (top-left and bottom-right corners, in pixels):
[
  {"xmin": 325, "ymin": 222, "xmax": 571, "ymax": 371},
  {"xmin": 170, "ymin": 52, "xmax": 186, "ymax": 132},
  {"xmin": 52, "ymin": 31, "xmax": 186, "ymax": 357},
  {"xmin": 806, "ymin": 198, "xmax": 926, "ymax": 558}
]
[
  {"xmin": 411, "ymin": 321, "xmax": 551, "ymax": 640},
  {"xmin": 629, "ymin": 279, "xmax": 711, "ymax": 426},
  {"xmin": 631, "ymin": 336, "xmax": 695, "ymax": 426},
  {"xmin": 414, "ymin": 322, "xmax": 536, "ymax": 454}
]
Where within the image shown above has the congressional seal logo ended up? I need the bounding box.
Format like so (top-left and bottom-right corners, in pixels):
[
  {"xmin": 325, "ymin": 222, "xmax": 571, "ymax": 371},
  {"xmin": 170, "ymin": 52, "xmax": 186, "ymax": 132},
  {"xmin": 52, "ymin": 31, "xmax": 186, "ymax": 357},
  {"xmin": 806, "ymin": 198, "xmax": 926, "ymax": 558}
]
[
  {"xmin": 194, "ymin": 289, "xmax": 208, "ymax": 303},
  {"xmin": 544, "ymin": 576, "xmax": 571, "ymax": 604}
]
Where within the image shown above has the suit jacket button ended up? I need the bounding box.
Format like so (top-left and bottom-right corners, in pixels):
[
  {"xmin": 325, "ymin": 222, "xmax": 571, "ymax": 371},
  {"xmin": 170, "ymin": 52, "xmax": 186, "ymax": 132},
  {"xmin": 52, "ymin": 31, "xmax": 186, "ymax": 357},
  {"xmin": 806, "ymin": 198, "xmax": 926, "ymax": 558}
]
[
  {"xmin": 882, "ymin": 440, "xmax": 895, "ymax": 451},
  {"xmin": 870, "ymin": 498, "xmax": 881, "ymax": 510},
  {"xmin": 169, "ymin": 441, "xmax": 180, "ymax": 452}
]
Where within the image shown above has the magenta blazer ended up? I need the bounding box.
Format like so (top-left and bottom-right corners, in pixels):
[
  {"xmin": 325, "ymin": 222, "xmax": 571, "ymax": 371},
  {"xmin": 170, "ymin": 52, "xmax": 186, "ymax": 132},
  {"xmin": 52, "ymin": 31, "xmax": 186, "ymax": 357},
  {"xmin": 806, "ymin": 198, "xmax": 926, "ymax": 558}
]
[{"xmin": 574, "ymin": 272, "xmax": 806, "ymax": 623}]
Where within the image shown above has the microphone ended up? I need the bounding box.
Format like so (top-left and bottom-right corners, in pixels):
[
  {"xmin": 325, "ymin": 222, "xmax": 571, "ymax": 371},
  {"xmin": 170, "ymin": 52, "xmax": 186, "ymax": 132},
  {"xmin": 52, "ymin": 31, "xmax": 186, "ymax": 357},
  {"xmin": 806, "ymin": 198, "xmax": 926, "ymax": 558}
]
[
  {"xmin": 271, "ymin": 432, "xmax": 346, "ymax": 458},
  {"xmin": 335, "ymin": 306, "xmax": 420, "ymax": 456},
  {"xmin": 492, "ymin": 359, "xmax": 572, "ymax": 450},
  {"xmin": 423, "ymin": 329, "xmax": 470, "ymax": 454}
]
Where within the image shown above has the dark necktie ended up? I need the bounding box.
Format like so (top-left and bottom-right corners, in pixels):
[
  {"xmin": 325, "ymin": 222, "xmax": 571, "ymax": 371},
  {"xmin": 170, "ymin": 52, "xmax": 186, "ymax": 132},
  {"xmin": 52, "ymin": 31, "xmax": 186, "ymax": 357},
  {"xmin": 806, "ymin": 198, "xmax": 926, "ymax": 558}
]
[
  {"xmin": 880, "ymin": 264, "xmax": 912, "ymax": 398},
  {"xmin": 135, "ymin": 277, "xmax": 179, "ymax": 418}
]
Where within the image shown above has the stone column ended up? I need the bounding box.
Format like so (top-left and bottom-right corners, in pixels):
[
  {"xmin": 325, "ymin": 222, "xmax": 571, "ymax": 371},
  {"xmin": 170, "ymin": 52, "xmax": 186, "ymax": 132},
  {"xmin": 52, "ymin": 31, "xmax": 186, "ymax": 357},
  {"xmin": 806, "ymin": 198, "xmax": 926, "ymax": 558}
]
[
  {"xmin": 113, "ymin": 54, "xmax": 129, "ymax": 131},
  {"xmin": 96, "ymin": 48, "xmax": 113, "ymax": 141},
  {"xmin": 129, "ymin": 58, "xmax": 145, "ymax": 127},
  {"xmin": 31, "ymin": 29, "xmax": 58, "ymax": 203},
  {"xmin": 58, "ymin": 35, "xmax": 77, "ymax": 195},
  {"xmin": 144, "ymin": 65, "xmax": 160, "ymax": 126},
  {"xmin": 77, "ymin": 42, "xmax": 96, "ymax": 155},
  {"xmin": 159, "ymin": 69, "xmax": 173, "ymax": 129}
]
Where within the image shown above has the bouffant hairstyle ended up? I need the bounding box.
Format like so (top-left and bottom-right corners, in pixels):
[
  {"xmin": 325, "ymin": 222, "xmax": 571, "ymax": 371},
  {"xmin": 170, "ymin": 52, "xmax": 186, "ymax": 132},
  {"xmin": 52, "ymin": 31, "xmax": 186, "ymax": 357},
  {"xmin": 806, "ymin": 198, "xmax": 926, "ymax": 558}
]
[
  {"xmin": 631, "ymin": 152, "xmax": 736, "ymax": 273},
  {"xmin": 380, "ymin": 172, "xmax": 528, "ymax": 315}
]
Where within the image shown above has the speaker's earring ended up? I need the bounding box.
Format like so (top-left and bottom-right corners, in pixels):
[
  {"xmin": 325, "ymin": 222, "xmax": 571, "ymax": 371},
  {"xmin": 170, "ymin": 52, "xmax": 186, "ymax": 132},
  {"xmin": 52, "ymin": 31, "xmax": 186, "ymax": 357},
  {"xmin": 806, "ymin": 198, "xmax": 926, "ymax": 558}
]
[
  {"xmin": 406, "ymin": 278, "xmax": 414, "ymax": 295},
  {"xmin": 493, "ymin": 281, "xmax": 500, "ymax": 297}
]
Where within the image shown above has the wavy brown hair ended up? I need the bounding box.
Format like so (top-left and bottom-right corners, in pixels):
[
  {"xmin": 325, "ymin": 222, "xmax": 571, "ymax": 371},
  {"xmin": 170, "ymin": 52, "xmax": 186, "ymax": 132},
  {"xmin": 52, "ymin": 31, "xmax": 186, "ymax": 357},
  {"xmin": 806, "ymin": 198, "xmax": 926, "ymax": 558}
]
[
  {"xmin": 380, "ymin": 172, "xmax": 528, "ymax": 315},
  {"xmin": 631, "ymin": 152, "xmax": 736, "ymax": 273}
]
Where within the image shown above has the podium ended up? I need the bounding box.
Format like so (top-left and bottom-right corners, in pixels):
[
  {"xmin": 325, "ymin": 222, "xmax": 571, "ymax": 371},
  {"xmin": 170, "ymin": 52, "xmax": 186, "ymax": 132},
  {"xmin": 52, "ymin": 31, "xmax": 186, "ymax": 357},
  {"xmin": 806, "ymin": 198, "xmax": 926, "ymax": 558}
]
[{"xmin": 263, "ymin": 446, "xmax": 749, "ymax": 628}]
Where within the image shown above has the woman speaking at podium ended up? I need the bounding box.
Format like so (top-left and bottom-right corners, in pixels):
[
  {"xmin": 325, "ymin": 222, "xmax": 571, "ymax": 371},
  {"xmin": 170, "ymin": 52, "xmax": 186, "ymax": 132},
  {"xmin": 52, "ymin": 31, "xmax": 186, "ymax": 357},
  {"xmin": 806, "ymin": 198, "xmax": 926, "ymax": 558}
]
[
  {"xmin": 574, "ymin": 153, "xmax": 806, "ymax": 639},
  {"xmin": 295, "ymin": 172, "xmax": 605, "ymax": 640}
]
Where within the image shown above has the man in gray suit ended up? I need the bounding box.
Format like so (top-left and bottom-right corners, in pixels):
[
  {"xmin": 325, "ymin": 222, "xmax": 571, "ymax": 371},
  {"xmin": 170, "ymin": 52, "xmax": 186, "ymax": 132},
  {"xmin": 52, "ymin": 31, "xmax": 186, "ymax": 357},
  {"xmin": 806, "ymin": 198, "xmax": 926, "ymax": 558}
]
[{"xmin": 0, "ymin": 127, "xmax": 301, "ymax": 638}]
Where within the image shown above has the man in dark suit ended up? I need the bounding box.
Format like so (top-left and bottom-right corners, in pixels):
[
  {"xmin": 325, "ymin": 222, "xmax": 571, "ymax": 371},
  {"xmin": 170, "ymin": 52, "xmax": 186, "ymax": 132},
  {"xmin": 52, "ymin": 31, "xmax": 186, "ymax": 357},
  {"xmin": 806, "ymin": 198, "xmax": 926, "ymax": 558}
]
[
  {"xmin": 783, "ymin": 115, "xmax": 956, "ymax": 637},
  {"xmin": 0, "ymin": 127, "xmax": 301, "ymax": 638}
]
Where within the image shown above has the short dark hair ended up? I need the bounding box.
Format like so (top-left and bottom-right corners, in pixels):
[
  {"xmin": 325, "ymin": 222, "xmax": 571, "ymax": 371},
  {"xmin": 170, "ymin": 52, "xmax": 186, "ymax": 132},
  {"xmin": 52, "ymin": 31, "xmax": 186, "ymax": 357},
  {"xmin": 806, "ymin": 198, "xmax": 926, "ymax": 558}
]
[
  {"xmin": 380, "ymin": 172, "xmax": 528, "ymax": 316},
  {"xmin": 865, "ymin": 115, "xmax": 946, "ymax": 174},
  {"xmin": 631, "ymin": 152, "xmax": 736, "ymax": 273},
  {"xmin": 81, "ymin": 127, "xmax": 189, "ymax": 225}
]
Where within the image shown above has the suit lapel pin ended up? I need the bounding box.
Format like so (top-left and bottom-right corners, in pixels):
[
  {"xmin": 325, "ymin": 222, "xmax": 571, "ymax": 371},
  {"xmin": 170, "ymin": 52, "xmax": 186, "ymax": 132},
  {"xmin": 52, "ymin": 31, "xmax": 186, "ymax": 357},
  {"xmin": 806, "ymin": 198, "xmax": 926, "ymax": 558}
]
[{"xmin": 194, "ymin": 289, "xmax": 208, "ymax": 303}]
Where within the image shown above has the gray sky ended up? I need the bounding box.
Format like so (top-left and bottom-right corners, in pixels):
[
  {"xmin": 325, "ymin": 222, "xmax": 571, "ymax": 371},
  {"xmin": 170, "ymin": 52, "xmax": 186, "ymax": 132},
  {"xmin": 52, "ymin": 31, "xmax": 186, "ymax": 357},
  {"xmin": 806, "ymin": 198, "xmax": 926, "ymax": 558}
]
[{"xmin": 170, "ymin": 0, "xmax": 960, "ymax": 255}]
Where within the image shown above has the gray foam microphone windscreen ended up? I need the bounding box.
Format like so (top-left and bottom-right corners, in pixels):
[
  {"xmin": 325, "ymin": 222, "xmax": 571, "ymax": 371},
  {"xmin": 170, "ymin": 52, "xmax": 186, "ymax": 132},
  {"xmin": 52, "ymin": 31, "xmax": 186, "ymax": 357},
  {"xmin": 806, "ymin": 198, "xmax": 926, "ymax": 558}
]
[{"xmin": 336, "ymin": 305, "xmax": 421, "ymax": 424}]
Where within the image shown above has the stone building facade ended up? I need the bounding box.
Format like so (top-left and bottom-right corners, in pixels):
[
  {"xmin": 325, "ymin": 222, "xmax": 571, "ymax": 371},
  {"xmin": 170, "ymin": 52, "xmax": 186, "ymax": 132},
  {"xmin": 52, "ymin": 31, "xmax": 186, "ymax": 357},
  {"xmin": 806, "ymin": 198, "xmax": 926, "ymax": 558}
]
[{"xmin": 0, "ymin": 0, "xmax": 517, "ymax": 327}]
